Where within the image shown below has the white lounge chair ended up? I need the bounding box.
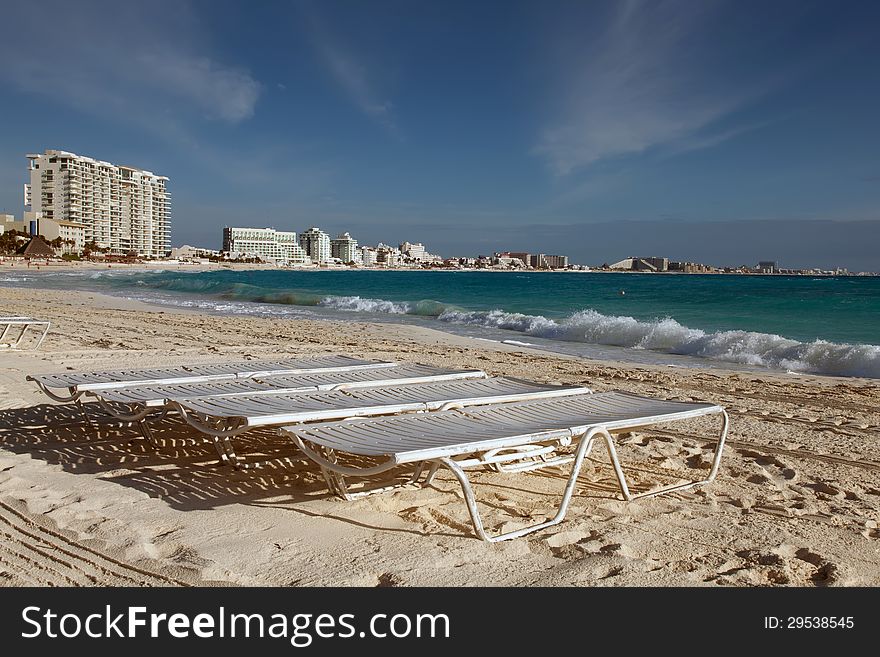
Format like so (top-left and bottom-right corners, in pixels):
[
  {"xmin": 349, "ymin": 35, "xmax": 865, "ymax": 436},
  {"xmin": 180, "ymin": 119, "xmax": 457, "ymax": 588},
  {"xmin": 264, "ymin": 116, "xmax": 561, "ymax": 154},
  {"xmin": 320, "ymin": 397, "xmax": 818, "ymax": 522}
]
[
  {"xmin": 163, "ymin": 378, "xmax": 591, "ymax": 467},
  {"xmin": 92, "ymin": 364, "xmax": 489, "ymax": 414},
  {"xmin": 281, "ymin": 391, "xmax": 729, "ymax": 542},
  {"xmin": 27, "ymin": 355, "xmax": 395, "ymax": 402},
  {"xmin": 0, "ymin": 316, "xmax": 50, "ymax": 350}
]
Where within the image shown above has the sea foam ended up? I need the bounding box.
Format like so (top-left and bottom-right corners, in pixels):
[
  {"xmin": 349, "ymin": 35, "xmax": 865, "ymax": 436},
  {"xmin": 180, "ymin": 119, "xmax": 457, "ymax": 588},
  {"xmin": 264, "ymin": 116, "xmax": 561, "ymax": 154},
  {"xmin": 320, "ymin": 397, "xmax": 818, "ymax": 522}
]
[
  {"xmin": 436, "ymin": 308, "xmax": 880, "ymax": 378},
  {"xmin": 318, "ymin": 295, "xmax": 412, "ymax": 314}
]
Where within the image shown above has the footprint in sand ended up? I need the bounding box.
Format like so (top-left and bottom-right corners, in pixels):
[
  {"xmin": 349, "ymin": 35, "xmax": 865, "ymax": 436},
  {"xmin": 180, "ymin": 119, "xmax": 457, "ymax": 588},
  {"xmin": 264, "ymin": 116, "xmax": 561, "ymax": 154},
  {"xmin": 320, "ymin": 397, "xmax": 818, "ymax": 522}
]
[
  {"xmin": 804, "ymin": 480, "xmax": 851, "ymax": 501},
  {"xmin": 794, "ymin": 548, "xmax": 840, "ymax": 586},
  {"xmin": 719, "ymin": 546, "xmax": 841, "ymax": 586},
  {"xmin": 738, "ymin": 449, "xmax": 798, "ymax": 488}
]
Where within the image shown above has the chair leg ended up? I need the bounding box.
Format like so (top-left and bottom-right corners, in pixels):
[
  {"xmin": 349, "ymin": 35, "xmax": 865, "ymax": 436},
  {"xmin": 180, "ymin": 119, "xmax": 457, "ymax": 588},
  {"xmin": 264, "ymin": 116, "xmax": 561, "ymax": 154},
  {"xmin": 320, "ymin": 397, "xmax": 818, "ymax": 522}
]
[
  {"xmin": 602, "ymin": 409, "xmax": 730, "ymax": 501},
  {"xmin": 74, "ymin": 399, "xmax": 97, "ymax": 429},
  {"xmin": 437, "ymin": 427, "xmax": 609, "ymax": 542},
  {"xmin": 223, "ymin": 436, "xmax": 255, "ymax": 469},
  {"xmin": 137, "ymin": 419, "xmax": 160, "ymax": 448},
  {"xmin": 12, "ymin": 325, "xmax": 28, "ymax": 348},
  {"xmin": 34, "ymin": 324, "xmax": 50, "ymax": 350},
  {"xmin": 422, "ymin": 461, "xmax": 441, "ymax": 485}
]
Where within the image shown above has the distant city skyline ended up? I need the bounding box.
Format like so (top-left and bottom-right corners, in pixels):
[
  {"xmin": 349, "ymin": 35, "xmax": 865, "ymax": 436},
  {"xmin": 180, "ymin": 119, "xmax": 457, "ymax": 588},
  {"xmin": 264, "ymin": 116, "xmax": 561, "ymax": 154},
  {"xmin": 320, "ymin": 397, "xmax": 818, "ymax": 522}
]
[{"xmin": 1, "ymin": 1, "xmax": 879, "ymax": 270}]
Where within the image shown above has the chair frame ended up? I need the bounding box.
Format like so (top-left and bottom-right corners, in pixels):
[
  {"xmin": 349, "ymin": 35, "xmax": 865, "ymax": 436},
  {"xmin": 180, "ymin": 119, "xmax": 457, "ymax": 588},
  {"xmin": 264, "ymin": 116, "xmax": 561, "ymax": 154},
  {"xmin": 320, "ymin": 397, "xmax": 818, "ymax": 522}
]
[
  {"xmin": 0, "ymin": 317, "xmax": 50, "ymax": 350},
  {"xmin": 286, "ymin": 406, "xmax": 730, "ymax": 542}
]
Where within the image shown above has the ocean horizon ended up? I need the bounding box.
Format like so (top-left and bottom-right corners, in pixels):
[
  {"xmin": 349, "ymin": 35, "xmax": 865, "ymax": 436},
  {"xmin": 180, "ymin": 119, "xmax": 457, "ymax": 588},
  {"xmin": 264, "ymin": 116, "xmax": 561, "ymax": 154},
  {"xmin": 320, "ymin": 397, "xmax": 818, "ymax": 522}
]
[{"xmin": 4, "ymin": 267, "xmax": 879, "ymax": 379}]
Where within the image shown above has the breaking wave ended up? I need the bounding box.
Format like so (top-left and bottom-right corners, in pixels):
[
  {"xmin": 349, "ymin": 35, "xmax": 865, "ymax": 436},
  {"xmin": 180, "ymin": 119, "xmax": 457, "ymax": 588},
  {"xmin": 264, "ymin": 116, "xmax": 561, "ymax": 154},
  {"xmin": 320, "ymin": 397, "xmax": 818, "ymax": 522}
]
[
  {"xmin": 316, "ymin": 295, "xmax": 449, "ymax": 316},
  {"xmin": 318, "ymin": 295, "xmax": 412, "ymax": 314},
  {"xmin": 5, "ymin": 270, "xmax": 878, "ymax": 378},
  {"xmin": 436, "ymin": 308, "xmax": 880, "ymax": 378}
]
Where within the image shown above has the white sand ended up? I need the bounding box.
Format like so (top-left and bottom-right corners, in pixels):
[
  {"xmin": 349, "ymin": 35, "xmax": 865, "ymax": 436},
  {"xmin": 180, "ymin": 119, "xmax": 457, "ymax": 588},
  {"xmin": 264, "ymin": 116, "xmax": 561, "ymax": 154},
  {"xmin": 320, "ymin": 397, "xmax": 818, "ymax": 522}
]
[{"xmin": 1, "ymin": 285, "xmax": 878, "ymax": 586}]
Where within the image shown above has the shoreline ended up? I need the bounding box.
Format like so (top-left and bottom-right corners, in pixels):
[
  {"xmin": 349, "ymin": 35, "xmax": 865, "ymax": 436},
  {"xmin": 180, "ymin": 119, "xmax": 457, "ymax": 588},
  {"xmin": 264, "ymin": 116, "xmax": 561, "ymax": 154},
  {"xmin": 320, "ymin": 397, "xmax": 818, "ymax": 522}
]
[
  {"xmin": 3, "ymin": 270, "xmax": 878, "ymax": 381},
  {"xmin": 0, "ymin": 285, "xmax": 878, "ymax": 586},
  {"xmin": 12, "ymin": 286, "xmax": 876, "ymax": 386},
  {"xmin": 3, "ymin": 258, "xmax": 874, "ymax": 277}
]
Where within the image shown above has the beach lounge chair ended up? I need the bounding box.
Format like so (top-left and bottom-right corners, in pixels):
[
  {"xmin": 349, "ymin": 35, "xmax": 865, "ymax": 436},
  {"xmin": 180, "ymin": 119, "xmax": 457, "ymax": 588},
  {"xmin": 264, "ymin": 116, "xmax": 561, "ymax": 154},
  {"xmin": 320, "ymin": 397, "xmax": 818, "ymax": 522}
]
[
  {"xmin": 92, "ymin": 364, "xmax": 489, "ymax": 420},
  {"xmin": 160, "ymin": 378, "xmax": 592, "ymax": 467},
  {"xmin": 281, "ymin": 392, "xmax": 729, "ymax": 542},
  {"xmin": 27, "ymin": 355, "xmax": 395, "ymax": 403},
  {"xmin": 0, "ymin": 316, "xmax": 51, "ymax": 350}
]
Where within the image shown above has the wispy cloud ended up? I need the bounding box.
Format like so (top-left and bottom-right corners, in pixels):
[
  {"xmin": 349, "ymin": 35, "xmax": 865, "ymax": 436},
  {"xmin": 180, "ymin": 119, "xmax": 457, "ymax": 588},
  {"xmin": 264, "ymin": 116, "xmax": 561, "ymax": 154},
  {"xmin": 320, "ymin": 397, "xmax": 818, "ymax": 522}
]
[
  {"xmin": 0, "ymin": 0, "xmax": 347, "ymax": 222},
  {"xmin": 0, "ymin": 2, "xmax": 261, "ymax": 131},
  {"xmin": 302, "ymin": 7, "xmax": 400, "ymax": 136},
  {"xmin": 318, "ymin": 42, "xmax": 397, "ymax": 130},
  {"xmin": 660, "ymin": 118, "xmax": 777, "ymax": 158},
  {"xmin": 534, "ymin": 0, "xmax": 758, "ymax": 175},
  {"xmin": 136, "ymin": 51, "xmax": 261, "ymax": 123}
]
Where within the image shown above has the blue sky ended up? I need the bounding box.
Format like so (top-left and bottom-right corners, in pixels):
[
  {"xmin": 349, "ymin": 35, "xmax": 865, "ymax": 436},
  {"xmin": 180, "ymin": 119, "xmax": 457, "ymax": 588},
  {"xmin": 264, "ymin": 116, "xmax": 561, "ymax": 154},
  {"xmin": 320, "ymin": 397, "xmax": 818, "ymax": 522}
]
[{"xmin": 1, "ymin": 0, "xmax": 878, "ymax": 269}]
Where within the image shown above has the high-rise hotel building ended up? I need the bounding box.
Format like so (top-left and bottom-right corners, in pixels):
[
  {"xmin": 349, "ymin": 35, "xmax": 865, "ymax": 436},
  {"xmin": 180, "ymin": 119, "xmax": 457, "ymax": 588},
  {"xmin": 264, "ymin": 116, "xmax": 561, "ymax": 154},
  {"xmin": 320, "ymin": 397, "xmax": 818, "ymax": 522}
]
[
  {"xmin": 24, "ymin": 150, "xmax": 170, "ymax": 257},
  {"xmin": 330, "ymin": 232, "xmax": 361, "ymax": 264},
  {"xmin": 222, "ymin": 226, "xmax": 310, "ymax": 265},
  {"xmin": 299, "ymin": 227, "xmax": 331, "ymax": 264}
]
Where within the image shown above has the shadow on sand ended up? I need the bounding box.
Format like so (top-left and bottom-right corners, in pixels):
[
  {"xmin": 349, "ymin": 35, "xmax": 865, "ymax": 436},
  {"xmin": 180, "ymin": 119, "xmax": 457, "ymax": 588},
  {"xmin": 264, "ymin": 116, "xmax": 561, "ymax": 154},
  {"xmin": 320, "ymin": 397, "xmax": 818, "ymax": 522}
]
[
  {"xmin": 0, "ymin": 402, "xmax": 422, "ymax": 513},
  {"xmin": 0, "ymin": 401, "xmax": 665, "ymax": 541}
]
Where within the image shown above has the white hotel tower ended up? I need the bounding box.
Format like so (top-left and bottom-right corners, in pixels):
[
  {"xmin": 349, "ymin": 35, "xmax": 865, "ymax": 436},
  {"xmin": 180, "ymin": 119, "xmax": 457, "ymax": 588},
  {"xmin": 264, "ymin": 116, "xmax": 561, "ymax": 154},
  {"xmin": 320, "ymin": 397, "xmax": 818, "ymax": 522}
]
[
  {"xmin": 330, "ymin": 232, "xmax": 362, "ymax": 264},
  {"xmin": 299, "ymin": 226, "xmax": 331, "ymax": 264},
  {"xmin": 25, "ymin": 149, "xmax": 170, "ymax": 257}
]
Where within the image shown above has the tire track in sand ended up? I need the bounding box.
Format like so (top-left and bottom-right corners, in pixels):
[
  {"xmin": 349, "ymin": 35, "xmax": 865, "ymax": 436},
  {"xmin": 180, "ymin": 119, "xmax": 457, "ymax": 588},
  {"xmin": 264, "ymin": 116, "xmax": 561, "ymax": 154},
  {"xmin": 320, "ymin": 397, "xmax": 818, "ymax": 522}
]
[{"xmin": 0, "ymin": 498, "xmax": 193, "ymax": 586}]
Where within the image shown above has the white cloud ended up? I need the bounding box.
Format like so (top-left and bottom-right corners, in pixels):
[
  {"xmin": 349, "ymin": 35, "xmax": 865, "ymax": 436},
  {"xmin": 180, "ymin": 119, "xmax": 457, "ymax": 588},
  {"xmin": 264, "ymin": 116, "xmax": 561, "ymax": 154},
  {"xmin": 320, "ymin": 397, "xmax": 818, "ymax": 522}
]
[
  {"xmin": 0, "ymin": 2, "xmax": 261, "ymax": 128},
  {"xmin": 137, "ymin": 52, "xmax": 261, "ymax": 123},
  {"xmin": 534, "ymin": 0, "xmax": 753, "ymax": 174}
]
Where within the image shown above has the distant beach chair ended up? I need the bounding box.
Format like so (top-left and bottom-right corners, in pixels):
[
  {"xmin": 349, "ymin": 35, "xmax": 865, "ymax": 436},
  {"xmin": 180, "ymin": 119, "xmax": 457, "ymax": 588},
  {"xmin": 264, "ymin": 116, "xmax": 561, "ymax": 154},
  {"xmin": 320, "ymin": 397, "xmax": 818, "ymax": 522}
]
[
  {"xmin": 27, "ymin": 355, "xmax": 395, "ymax": 403},
  {"xmin": 0, "ymin": 316, "xmax": 51, "ymax": 350},
  {"xmin": 136, "ymin": 377, "xmax": 590, "ymax": 468},
  {"xmin": 281, "ymin": 392, "xmax": 729, "ymax": 542}
]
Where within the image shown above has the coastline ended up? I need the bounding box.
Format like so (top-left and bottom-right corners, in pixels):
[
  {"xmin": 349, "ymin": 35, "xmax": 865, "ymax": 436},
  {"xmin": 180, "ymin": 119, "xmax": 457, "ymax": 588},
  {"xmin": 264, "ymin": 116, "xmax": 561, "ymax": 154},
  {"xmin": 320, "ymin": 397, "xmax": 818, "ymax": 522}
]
[
  {"xmin": 3, "ymin": 258, "xmax": 873, "ymax": 277},
  {"xmin": 5, "ymin": 267, "xmax": 878, "ymax": 380},
  {"xmin": 1, "ymin": 285, "xmax": 878, "ymax": 586}
]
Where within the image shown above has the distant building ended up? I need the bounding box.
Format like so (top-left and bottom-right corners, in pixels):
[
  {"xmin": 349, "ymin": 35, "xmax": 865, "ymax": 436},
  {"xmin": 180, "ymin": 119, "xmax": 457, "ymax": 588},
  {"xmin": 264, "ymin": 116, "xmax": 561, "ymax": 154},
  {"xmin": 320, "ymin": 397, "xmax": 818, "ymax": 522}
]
[
  {"xmin": 609, "ymin": 256, "xmax": 668, "ymax": 272},
  {"xmin": 330, "ymin": 232, "xmax": 361, "ymax": 264},
  {"xmin": 757, "ymin": 261, "xmax": 777, "ymax": 273},
  {"xmin": 222, "ymin": 227, "xmax": 309, "ymax": 265},
  {"xmin": 25, "ymin": 149, "xmax": 170, "ymax": 257},
  {"xmin": 360, "ymin": 246, "xmax": 378, "ymax": 266},
  {"xmin": 642, "ymin": 256, "xmax": 668, "ymax": 271},
  {"xmin": 505, "ymin": 252, "xmax": 531, "ymax": 267},
  {"xmin": 37, "ymin": 217, "xmax": 84, "ymax": 254},
  {"xmin": 170, "ymin": 245, "xmax": 221, "ymax": 260},
  {"xmin": 1, "ymin": 213, "xmax": 31, "ymax": 235},
  {"xmin": 399, "ymin": 241, "xmax": 427, "ymax": 261},
  {"xmin": 16, "ymin": 236, "xmax": 56, "ymax": 258},
  {"xmin": 532, "ymin": 254, "xmax": 569, "ymax": 269},
  {"xmin": 669, "ymin": 261, "xmax": 714, "ymax": 273},
  {"xmin": 493, "ymin": 252, "xmax": 528, "ymax": 268},
  {"xmin": 299, "ymin": 227, "xmax": 331, "ymax": 264},
  {"xmin": 376, "ymin": 242, "xmax": 402, "ymax": 267}
]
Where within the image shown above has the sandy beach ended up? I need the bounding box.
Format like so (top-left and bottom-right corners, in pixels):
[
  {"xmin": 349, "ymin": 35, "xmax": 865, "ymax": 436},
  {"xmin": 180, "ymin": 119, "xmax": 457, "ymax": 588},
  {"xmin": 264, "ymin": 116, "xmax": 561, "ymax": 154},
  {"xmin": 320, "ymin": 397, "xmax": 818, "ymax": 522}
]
[{"xmin": 0, "ymin": 284, "xmax": 878, "ymax": 587}]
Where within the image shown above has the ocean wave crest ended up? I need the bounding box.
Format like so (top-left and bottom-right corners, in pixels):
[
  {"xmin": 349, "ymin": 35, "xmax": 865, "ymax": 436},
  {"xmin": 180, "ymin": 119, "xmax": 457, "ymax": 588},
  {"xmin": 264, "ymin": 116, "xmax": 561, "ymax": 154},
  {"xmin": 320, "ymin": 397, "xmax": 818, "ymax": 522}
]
[
  {"xmin": 9, "ymin": 268, "xmax": 876, "ymax": 378},
  {"xmin": 436, "ymin": 308, "xmax": 880, "ymax": 378},
  {"xmin": 318, "ymin": 295, "xmax": 412, "ymax": 314}
]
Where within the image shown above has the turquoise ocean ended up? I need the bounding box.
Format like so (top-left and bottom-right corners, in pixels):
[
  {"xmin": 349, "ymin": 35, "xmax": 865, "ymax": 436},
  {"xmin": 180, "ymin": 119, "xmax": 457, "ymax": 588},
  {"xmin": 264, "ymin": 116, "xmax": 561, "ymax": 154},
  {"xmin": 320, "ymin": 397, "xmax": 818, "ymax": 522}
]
[{"xmin": 4, "ymin": 269, "xmax": 879, "ymax": 378}]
